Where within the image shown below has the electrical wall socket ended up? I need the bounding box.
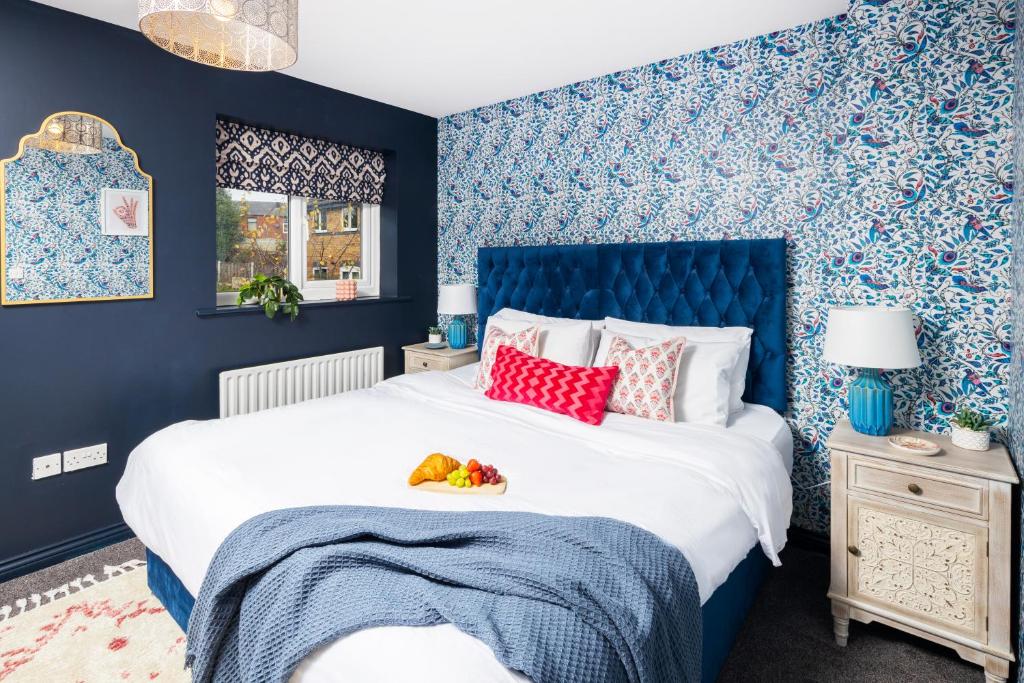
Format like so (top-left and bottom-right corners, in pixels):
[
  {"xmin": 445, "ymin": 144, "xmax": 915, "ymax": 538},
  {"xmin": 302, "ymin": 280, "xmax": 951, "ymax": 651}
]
[
  {"xmin": 32, "ymin": 453, "xmax": 62, "ymax": 480},
  {"xmin": 63, "ymin": 443, "xmax": 107, "ymax": 472}
]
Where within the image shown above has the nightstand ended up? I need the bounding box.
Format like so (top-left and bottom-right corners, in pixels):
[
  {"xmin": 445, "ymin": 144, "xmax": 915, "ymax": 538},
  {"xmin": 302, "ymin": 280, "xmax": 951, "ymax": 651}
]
[
  {"xmin": 827, "ymin": 420, "xmax": 1018, "ymax": 682},
  {"xmin": 402, "ymin": 343, "xmax": 478, "ymax": 374}
]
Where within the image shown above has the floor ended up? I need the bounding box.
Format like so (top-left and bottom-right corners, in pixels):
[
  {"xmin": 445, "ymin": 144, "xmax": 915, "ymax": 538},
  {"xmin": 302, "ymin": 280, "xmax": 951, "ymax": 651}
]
[
  {"xmin": 0, "ymin": 538, "xmax": 145, "ymax": 608},
  {"xmin": 0, "ymin": 540, "xmax": 984, "ymax": 682},
  {"xmin": 719, "ymin": 545, "xmax": 981, "ymax": 682}
]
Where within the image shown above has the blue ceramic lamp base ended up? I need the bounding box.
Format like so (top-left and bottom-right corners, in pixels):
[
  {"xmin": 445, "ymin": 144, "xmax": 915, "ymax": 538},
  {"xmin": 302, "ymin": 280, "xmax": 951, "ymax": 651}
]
[
  {"xmin": 447, "ymin": 317, "xmax": 469, "ymax": 349},
  {"xmin": 849, "ymin": 368, "xmax": 893, "ymax": 436}
]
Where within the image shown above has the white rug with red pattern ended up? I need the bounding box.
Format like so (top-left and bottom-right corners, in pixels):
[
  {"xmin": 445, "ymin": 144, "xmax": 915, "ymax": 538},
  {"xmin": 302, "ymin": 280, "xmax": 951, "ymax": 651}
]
[{"xmin": 0, "ymin": 560, "xmax": 189, "ymax": 682}]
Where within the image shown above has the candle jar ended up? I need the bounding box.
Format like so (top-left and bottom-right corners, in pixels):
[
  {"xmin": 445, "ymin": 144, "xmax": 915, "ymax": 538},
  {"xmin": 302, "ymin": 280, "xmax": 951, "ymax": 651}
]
[{"xmin": 335, "ymin": 280, "xmax": 357, "ymax": 301}]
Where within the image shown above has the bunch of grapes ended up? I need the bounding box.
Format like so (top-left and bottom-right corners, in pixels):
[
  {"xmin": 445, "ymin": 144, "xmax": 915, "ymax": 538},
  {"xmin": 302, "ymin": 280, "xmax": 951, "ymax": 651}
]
[
  {"xmin": 447, "ymin": 465, "xmax": 472, "ymax": 488},
  {"xmin": 479, "ymin": 463, "xmax": 501, "ymax": 485}
]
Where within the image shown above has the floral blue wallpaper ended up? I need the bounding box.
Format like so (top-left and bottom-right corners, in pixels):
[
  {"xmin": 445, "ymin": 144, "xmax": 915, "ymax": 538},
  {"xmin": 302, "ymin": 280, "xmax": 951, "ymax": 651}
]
[
  {"xmin": 1011, "ymin": 5, "xmax": 1023, "ymax": 679},
  {"xmin": 3, "ymin": 137, "xmax": 151, "ymax": 302},
  {"xmin": 437, "ymin": 0, "xmax": 1015, "ymax": 535}
]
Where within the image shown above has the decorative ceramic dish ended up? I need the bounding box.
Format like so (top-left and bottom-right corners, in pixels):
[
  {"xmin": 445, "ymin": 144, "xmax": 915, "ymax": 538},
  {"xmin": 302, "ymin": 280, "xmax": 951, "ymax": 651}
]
[
  {"xmin": 887, "ymin": 435, "xmax": 941, "ymax": 456},
  {"xmin": 424, "ymin": 342, "xmax": 448, "ymax": 350}
]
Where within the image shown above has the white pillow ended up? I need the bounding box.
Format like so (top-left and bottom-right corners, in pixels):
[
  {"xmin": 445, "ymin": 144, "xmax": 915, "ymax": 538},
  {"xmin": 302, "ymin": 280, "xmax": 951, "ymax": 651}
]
[
  {"xmin": 491, "ymin": 308, "xmax": 602, "ymax": 366},
  {"xmin": 494, "ymin": 308, "xmax": 599, "ymax": 326},
  {"xmin": 484, "ymin": 314, "xmax": 594, "ymax": 367},
  {"xmin": 603, "ymin": 318, "xmax": 752, "ymax": 411},
  {"xmin": 596, "ymin": 329, "xmax": 734, "ymax": 426}
]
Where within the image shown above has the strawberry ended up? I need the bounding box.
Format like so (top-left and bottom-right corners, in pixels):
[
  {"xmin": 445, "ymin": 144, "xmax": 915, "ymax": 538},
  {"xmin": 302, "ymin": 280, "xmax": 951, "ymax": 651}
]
[
  {"xmin": 470, "ymin": 471, "xmax": 483, "ymax": 487},
  {"xmin": 467, "ymin": 459, "xmax": 481, "ymax": 473}
]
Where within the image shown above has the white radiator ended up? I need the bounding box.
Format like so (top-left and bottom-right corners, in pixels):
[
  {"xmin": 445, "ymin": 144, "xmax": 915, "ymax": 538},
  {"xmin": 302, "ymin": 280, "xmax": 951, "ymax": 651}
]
[{"xmin": 218, "ymin": 347, "xmax": 384, "ymax": 418}]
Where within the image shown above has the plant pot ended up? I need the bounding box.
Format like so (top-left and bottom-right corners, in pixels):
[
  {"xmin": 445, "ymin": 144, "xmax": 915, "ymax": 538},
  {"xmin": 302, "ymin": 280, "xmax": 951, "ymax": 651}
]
[
  {"xmin": 950, "ymin": 423, "xmax": 990, "ymax": 451},
  {"xmin": 428, "ymin": 333, "xmax": 442, "ymax": 344}
]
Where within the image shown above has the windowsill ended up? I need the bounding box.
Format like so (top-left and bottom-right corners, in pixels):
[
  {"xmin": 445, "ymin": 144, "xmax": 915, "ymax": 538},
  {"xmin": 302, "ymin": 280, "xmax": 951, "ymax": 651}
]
[{"xmin": 195, "ymin": 295, "xmax": 411, "ymax": 318}]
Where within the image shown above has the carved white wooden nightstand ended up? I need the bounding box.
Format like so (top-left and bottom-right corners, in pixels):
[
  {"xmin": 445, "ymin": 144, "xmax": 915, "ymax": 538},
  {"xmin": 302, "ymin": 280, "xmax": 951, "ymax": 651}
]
[{"xmin": 827, "ymin": 420, "xmax": 1018, "ymax": 682}]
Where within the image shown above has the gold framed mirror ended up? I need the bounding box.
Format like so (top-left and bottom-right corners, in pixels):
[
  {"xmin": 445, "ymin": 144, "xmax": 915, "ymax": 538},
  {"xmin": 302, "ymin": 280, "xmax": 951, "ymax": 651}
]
[{"xmin": 1, "ymin": 111, "xmax": 153, "ymax": 305}]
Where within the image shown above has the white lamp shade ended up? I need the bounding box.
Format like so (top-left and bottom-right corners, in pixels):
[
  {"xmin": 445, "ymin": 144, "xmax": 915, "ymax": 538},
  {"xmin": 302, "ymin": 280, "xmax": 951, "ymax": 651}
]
[
  {"xmin": 822, "ymin": 306, "xmax": 922, "ymax": 369},
  {"xmin": 438, "ymin": 284, "xmax": 477, "ymax": 315}
]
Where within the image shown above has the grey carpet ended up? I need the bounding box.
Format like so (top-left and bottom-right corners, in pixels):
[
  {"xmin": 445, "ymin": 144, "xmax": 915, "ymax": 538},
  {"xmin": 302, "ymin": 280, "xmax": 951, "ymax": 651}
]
[
  {"xmin": 719, "ymin": 545, "xmax": 981, "ymax": 682},
  {"xmin": 0, "ymin": 538, "xmax": 145, "ymax": 609},
  {"xmin": 0, "ymin": 539, "xmax": 983, "ymax": 681}
]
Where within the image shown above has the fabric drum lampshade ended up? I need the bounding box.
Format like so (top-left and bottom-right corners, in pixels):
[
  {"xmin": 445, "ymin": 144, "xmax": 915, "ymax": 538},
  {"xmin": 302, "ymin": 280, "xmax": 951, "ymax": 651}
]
[
  {"xmin": 822, "ymin": 306, "xmax": 921, "ymax": 436},
  {"xmin": 439, "ymin": 284, "xmax": 476, "ymax": 350}
]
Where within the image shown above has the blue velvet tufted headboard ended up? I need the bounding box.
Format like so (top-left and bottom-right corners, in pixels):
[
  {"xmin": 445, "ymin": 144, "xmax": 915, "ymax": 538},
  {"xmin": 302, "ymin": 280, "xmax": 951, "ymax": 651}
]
[{"xmin": 477, "ymin": 239, "xmax": 787, "ymax": 412}]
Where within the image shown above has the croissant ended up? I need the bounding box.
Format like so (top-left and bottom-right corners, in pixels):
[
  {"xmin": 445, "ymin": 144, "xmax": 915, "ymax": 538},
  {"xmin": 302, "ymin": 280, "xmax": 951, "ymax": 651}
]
[{"xmin": 408, "ymin": 453, "xmax": 462, "ymax": 485}]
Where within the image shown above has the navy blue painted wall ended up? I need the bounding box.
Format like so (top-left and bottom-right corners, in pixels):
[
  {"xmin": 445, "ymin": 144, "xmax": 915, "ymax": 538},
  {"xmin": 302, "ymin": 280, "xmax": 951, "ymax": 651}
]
[{"xmin": 0, "ymin": 0, "xmax": 438, "ymax": 570}]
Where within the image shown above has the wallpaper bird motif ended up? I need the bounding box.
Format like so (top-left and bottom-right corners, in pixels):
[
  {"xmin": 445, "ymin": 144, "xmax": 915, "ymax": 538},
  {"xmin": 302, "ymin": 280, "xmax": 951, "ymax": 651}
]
[{"xmin": 437, "ymin": 0, "xmax": 1015, "ymax": 535}]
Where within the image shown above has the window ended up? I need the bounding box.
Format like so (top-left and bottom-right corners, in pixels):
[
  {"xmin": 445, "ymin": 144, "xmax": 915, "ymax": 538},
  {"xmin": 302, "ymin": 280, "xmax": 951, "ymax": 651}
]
[
  {"xmin": 217, "ymin": 189, "xmax": 288, "ymax": 300},
  {"xmin": 215, "ymin": 188, "xmax": 379, "ymax": 305}
]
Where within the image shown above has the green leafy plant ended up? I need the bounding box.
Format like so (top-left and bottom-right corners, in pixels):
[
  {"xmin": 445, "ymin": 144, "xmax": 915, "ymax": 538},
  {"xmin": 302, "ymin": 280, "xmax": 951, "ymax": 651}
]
[
  {"xmin": 951, "ymin": 407, "xmax": 991, "ymax": 432},
  {"xmin": 427, "ymin": 325, "xmax": 442, "ymax": 336},
  {"xmin": 237, "ymin": 273, "xmax": 304, "ymax": 320}
]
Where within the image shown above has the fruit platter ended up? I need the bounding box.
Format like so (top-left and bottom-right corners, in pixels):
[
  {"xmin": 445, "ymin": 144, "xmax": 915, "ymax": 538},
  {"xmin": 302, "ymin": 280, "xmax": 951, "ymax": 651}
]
[{"xmin": 407, "ymin": 453, "xmax": 506, "ymax": 495}]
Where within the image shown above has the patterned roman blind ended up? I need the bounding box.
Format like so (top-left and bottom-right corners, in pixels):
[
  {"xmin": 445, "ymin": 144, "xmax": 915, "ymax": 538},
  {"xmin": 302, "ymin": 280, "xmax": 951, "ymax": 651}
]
[{"xmin": 215, "ymin": 119, "xmax": 387, "ymax": 204}]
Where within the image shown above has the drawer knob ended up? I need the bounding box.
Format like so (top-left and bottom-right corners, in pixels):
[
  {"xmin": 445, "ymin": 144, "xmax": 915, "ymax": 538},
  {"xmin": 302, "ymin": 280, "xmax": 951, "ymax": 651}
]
[
  {"xmin": 907, "ymin": 483, "xmax": 922, "ymax": 495},
  {"xmin": 422, "ymin": 361, "xmax": 429, "ymax": 367},
  {"xmin": 848, "ymin": 545, "xmax": 860, "ymax": 557}
]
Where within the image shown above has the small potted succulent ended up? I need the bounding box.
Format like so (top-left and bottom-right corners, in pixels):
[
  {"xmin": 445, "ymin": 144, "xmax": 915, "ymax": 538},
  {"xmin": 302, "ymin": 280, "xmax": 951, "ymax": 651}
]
[
  {"xmin": 950, "ymin": 407, "xmax": 991, "ymax": 451},
  {"xmin": 427, "ymin": 325, "xmax": 443, "ymax": 345}
]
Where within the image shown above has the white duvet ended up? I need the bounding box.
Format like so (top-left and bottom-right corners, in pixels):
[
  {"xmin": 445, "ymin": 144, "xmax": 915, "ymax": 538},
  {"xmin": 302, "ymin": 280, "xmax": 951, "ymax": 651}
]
[{"xmin": 117, "ymin": 366, "xmax": 792, "ymax": 683}]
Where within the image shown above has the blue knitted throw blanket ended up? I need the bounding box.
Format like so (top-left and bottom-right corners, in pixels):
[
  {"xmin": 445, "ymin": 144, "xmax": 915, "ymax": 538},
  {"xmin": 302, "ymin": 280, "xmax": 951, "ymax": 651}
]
[{"xmin": 185, "ymin": 506, "xmax": 701, "ymax": 683}]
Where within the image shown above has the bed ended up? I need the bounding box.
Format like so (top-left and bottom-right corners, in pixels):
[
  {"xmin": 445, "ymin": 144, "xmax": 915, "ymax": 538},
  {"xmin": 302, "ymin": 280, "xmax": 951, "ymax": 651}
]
[{"xmin": 117, "ymin": 238, "xmax": 792, "ymax": 683}]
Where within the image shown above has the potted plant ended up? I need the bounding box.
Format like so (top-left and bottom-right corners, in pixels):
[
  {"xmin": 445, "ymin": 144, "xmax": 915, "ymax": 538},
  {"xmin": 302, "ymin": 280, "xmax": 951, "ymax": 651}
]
[
  {"xmin": 237, "ymin": 273, "xmax": 304, "ymax": 320},
  {"xmin": 427, "ymin": 325, "xmax": 443, "ymax": 345},
  {"xmin": 950, "ymin": 407, "xmax": 991, "ymax": 451}
]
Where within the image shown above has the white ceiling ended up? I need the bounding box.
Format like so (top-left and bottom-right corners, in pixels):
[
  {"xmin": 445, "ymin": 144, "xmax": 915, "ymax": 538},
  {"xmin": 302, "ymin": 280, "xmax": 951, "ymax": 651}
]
[{"xmin": 37, "ymin": 0, "xmax": 848, "ymax": 118}]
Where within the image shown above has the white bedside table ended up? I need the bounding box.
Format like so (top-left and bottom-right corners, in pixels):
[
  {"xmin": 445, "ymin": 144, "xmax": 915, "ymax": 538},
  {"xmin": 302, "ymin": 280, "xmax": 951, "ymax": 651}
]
[
  {"xmin": 402, "ymin": 343, "xmax": 478, "ymax": 374},
  {"xmin": 827, "ymin": 420, "xmax": 1018, "ymax": 682}
]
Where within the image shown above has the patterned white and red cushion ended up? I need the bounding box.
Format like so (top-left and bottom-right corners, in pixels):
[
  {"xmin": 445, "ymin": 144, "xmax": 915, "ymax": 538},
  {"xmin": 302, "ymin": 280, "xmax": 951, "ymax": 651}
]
[
  {"xmin": 474, "ymin": 324, "xmax": 541, "ymax": 391},
  {"xmin": 485, "ymin": 345, "xmax": 619, "ymax": 425},
  {"xmin": 604, "ymin": 335, "xmax": 686, "ymax": 422}
]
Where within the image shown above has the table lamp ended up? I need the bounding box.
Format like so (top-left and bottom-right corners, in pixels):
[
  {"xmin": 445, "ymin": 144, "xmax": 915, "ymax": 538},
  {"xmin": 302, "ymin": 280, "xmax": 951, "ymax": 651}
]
[
  {"xmin": 438, "ymin": 284, "xmax": 476, "ymax": 350},
  {"xmin": 822, "ymin": 306, "xmax": 921, "ymax": 436}
]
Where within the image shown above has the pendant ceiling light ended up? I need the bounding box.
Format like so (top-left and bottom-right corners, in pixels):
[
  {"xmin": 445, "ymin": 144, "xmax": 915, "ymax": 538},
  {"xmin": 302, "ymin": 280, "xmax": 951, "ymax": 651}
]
[
  {"xmin": 27, "ymin": 114, "xmax": 104, "ymax": 155},
  {"xmin": 138, "ymin": 0, "xmax": 298, "ymax": 72}
]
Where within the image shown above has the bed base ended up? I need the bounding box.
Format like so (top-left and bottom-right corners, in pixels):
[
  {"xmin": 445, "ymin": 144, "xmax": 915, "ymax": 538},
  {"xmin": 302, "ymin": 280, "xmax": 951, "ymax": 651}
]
[
  {"xmin": 147, "ymin": 544, "xmax": 769, "ymax": 683},
  {"xmin": 146, "ymin": 549, "xmax": 194, "ymax": 633}
]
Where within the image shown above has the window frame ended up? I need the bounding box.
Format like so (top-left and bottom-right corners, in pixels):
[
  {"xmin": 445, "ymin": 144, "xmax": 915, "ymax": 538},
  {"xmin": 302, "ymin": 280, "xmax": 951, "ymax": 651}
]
[
  {"xmin": 216, "ymin": 193, "xmax": 380, "ymax": 306},
  {"xmin": 296, "ymin": 200, "xmax": 379, "ymax": 300}
]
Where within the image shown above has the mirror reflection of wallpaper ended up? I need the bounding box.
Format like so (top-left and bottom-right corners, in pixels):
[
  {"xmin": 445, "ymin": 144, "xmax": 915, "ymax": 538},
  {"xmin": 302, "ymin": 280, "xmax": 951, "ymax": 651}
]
[
  {"xmin": 437, "ymin": 0, "xmax": 1015, "ymax": 533},
  {"xmin": 4, "ymin": 137, "xmax": 151, "ymax": 302}
]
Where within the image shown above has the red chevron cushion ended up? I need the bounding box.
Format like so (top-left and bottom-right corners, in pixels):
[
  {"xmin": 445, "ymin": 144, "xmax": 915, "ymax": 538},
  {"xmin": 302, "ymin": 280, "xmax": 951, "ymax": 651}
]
[{"xmin": 485, "ymin": 345, "xmax": 619, "ymax": 425}]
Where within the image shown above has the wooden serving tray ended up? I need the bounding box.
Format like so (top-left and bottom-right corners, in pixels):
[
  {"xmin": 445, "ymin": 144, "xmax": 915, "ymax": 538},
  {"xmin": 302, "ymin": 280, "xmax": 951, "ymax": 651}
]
[{"xmin": 410, "ymin": 478, "xmax": 507, "ymax": 495}]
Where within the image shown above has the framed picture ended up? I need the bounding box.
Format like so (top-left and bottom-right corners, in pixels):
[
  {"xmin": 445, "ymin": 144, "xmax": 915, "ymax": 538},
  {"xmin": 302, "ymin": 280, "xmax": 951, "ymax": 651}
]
[{"xmin": 101, "ymin": 188, "xmax": 150, "ymax": 237}]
